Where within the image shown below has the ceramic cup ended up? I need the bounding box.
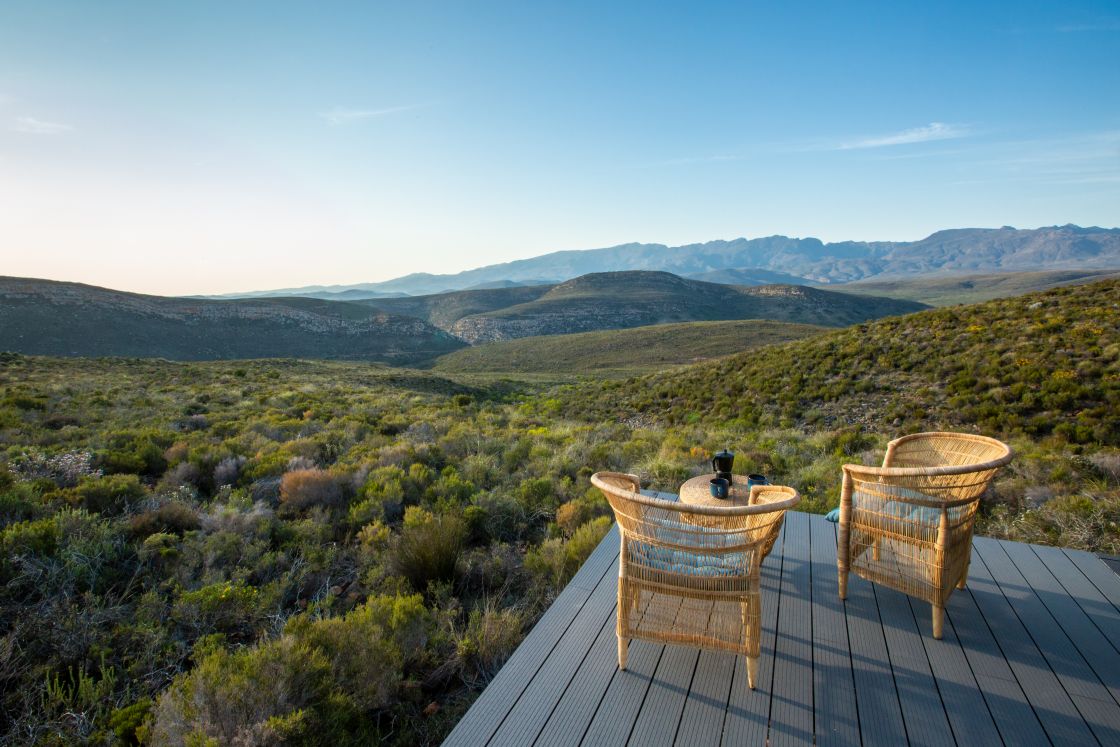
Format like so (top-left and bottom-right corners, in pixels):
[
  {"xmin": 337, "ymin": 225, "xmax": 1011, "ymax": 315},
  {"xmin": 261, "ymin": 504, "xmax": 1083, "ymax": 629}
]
[
  {"xmin": 709, "ymin": 477, "xmax": 730, "ymax": 499},
  {"xmin": 746, "ymin": 473, "xmax": 768, "ymax": 490}
]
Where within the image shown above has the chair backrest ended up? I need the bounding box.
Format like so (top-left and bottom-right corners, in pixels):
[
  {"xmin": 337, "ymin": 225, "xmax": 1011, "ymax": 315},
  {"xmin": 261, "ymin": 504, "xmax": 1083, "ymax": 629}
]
[
  {"xmin": 591, "ymin": 471, "xmax": 798, "ymax": 553},
  {"xmin": 847, "ymin": 432, "xmax": 1012, "ymax": 504}
]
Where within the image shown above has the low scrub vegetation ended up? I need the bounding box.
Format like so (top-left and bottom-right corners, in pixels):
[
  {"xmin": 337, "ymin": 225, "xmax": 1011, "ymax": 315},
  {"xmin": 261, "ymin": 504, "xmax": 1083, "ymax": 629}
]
[{"xmin": 0, "ymin": 279, "xmax": 1116, "ymax": 743}]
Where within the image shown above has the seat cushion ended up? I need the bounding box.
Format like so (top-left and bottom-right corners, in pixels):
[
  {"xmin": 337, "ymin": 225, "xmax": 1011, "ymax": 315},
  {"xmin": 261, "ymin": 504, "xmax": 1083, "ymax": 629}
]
[{"xmin": 628, "ymin": 542, "xmax": 744, "ymax": 577}]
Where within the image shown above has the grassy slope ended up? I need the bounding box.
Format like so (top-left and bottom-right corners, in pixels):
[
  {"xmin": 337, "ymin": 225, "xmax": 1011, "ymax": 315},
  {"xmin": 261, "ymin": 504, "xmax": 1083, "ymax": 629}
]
[
  {"xmin": 430, "ymin": 319, "xmax": 828, "ymax": 376},
  {"xmin": 0, "ymin": 277, "xmax": 465, "ymax": 364},
  {"xmin": 830, "ymin": 269, "xmax": 1120, "ymax": 306},
  {"xmin": 354, "ymin": 285, "xmax": 552, "ymax": 329},
  {"xmin": 473, "ymin": 271, "xmax": 925, "ymax": 326},
  {"xmin": 561, "ymin": 278, "xmax": 1120, "ymax": 445}
]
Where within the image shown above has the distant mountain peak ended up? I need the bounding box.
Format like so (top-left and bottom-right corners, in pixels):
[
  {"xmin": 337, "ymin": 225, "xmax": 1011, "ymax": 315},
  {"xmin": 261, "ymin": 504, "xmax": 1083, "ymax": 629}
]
[{"xmin": 214, "ymin": 224, "xmax": 1119, "ymax": 298}]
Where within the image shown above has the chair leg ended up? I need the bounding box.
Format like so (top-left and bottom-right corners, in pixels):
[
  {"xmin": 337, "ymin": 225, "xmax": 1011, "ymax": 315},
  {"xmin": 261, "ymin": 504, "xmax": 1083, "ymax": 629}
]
[
  {"xmin": 838, "ymin": 570, "xmax": 848, "ymax": 600},
  {"xmin": 957, "ymin": 558, "xmax": 970, "ymax": 590},
  {"xmin": 618, "ymin": 636, "xmax": 628, "ymax": 670},
  {"xmin": 746, "ymin": 656, "xmax": 760, "ymax": 689},
  {"xmin": 932, "ymin": 603, "xmax": 944, "ymax": 639}
]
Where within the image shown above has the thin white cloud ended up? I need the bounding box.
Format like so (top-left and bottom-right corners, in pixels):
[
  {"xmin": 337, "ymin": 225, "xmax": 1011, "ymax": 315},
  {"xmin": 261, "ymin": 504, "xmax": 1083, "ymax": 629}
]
[
  {"xmin": 11, "ymin": 116, "xmax": 73, "ymax": 134},
  {"xmin": 318, "ymin": 105, "xmax": 420, "ymax": 126},
  {"xmin": 839, "ymin": 122, "xmax": 969, "ymax": 150}
]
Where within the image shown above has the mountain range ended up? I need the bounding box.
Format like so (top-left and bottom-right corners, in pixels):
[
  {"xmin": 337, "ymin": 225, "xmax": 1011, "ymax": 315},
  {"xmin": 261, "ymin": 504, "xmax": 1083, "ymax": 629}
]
[{"xmin": 214, "ymin": 224, "xmax": 1120, "ymax": 298}]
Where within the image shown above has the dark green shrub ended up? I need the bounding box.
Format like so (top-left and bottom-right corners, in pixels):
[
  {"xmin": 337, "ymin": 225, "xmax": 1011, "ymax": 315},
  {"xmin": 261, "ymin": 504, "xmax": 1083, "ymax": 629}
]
[
  {"xmin": 70, "ymin": 474, "xmax": 147, "ymax": 514},
  {"xmin": 391, "ymin": 511, "xmax": 467, "ymax": 591},
  {"xmin": 148, "ymin": 593, "xmax": 430, "ymax": 744}
]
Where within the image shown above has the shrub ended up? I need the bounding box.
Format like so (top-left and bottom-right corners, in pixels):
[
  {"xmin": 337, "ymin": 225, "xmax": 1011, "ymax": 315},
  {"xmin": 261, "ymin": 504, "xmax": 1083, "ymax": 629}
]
[
  {"xmin": 555, "ymin": 489, "xmax": 610, "ymax": 537},
  {"xmin": 1, "ymin": 516, "xmax": 60, "ymax": 557},
  {"xmin": 391, "ymin": 512, "xmax": 467, "ymax": 591},
  {"xmin": 279, "ymin": 469, "xmax": 341, "ymax": 512},
  {"xmin": 213, "ymin": 456, "xmax": 247, "ymax": 487},
  {"xmin": 454, "ymin": 606, "xmax": 523, "ymax": 686},
  {"xmin": 525, "ymin": 516, "xmax": 611, "ymax": 590},
  {"xmin": 148, "ymin": 593, "xmax": 430, "ymax": 745},
  {"xmin": 159, "ymin": 461, "xmax": 201, "ymax": 491},
  {"xmin": 70, "ymin": 474, "xmax": 146, "ymax": 514},
  {"xmin": 128, "ymin": 502, "xmax": 200, "ymax": 539},
  {"xmin": 172, "ymin": 580, "xmax": 263, "ymax": 640}
]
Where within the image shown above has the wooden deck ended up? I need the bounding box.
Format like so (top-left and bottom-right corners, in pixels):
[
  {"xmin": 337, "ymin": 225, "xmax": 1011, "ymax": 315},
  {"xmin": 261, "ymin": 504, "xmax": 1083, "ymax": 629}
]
[{"xmin": 445, "ymin": 509, "xmax": 1120, "ymax": 746}]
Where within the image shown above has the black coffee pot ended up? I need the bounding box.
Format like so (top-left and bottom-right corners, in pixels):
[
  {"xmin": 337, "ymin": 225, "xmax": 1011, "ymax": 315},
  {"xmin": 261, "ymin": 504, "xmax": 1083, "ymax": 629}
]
[{"xmin": 712, "ymin": 449, "xmax": 735, "ymax": 479}]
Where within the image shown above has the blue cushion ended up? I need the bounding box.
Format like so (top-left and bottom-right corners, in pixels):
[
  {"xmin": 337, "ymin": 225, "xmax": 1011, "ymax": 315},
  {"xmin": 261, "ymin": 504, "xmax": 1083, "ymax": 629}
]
[
  {"xmin": 630, "ymin": 544, "xmax": 742, "ymax": 577},
  {"xmin": 628, "ymin": 514, "xmax": 747, "ymax": 577}
]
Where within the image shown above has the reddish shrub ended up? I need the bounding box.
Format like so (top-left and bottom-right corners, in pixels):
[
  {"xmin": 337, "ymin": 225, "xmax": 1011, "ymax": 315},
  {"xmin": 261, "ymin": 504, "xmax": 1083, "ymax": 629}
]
[{"xmin": 279, "ymin": 469, "xmax": 341, "ymax": 511}]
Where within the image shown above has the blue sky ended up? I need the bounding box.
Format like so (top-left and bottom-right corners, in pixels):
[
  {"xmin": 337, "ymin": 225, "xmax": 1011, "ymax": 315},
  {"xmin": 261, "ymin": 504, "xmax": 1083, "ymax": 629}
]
[{"xmin": 1, "ymin": 1, "xmax": 1117, "ymax": 294}]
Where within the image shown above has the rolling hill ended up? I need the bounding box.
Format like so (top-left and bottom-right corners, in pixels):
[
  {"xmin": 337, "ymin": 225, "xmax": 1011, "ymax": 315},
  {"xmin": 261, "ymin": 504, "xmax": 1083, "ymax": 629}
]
[
  {"xmin": 439, "ymin": 271, "xmax": 926, "ymax": 343},
  {"xmin": 354, "ymin": 284, "xmax": 551, "ymax": 330},
  {"xmin": 430, "ymin": 319, "xmax": 827, "ymax": 377},
  {"xmin": 219, "ymin": 224, "xmax": 1120, "ymax": 297},
  {"xmin": 559, "ymin": 278, "xmax": 1120, "ymax": 445},
  {"xmin": 0, "ymin": 277, "xmax": 465, "ymax": 363},
  {"xmin": 830, "ymin": 269, "xmax": 1120, "ymax": 306}
]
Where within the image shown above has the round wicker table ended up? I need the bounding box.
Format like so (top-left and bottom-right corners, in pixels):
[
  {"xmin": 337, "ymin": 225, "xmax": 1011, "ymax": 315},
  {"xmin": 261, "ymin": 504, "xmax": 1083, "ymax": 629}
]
[{"xmin": 679, "ymin": 473, "xmax": 755, "ymax": 508}]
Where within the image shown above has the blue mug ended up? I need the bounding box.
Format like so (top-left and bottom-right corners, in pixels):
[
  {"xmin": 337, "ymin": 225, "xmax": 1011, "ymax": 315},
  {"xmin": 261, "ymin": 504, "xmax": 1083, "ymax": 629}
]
[
  {"xmin": 709, "ymin": 477, "xmax": 730, "ymax": 499},
  {"xmin": 746, "ymin": 473, "xmax": 768, "ymax": 490}
]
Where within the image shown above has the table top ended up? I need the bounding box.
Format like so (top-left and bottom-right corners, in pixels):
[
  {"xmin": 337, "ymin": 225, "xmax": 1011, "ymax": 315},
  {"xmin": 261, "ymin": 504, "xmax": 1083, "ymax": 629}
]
[{"xmin": 679, "ymin": 473, "xmax": 755, "ymax": 508}]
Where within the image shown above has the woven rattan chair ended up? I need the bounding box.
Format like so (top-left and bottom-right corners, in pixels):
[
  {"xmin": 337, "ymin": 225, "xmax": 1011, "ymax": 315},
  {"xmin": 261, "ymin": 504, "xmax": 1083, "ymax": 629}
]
[
  {"xmin": 836, "ymin": 432, "xmax": 1012, "ymax": 638},
  {"xmin": 591, "ymin": 472, "xmax": 799, "ymax": 689}
]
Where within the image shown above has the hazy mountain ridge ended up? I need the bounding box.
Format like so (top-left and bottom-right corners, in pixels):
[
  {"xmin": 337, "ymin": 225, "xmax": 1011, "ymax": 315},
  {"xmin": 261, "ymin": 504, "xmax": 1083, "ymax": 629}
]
[
  {"xmin": 0, "ymin": 277, "xmax": 465, "ymax": 363},
  {"xmin": 217, "ymin": 224, "xmax": 1120, "ymax": 298}
]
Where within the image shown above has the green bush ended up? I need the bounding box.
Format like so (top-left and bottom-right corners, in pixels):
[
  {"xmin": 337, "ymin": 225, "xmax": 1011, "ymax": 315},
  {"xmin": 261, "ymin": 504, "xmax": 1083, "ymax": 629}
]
[
  {"xmin": 172, "ymin": 580, "xmax": 263, "ymax": 640},
  {"xmin": 147, "ymin": 593, "xmax": 430, "ymax": 745},
  {"xmin": 454, "ymin": 606, "xmax": 522, "ymax": 686},
  {"xmin": 70, "ymin": 474, "xmax": 147, "ymax": 514},
  {"xmin": 391, "ymin": 512, "xmax": 467, "ymax": 591},
  {"xmin": 525, "ymin": 516, "xmax": 611, "ymax": 589}
]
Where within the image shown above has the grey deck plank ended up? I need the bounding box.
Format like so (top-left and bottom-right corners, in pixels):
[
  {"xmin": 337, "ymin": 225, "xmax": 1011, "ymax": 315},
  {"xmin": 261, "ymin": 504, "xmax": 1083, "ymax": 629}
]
[
  {"xmin": 1064, "ymin": 547, "xmax": 1120, "ymax": 614},
  {"xmin": 906, "ymin": 593, "xmax": 1002, "ymax": 746},
  {"xmin": 628, "ymin": 643, "xmax": 701, "ymax": 746},
  {"xmin": 807, "ymin": 515, "xmax": 859, "ymax": 747},
  {"xmin": 874, "ymin": 583, "xmax": 955, "ymax": 746},
  {"xmin": 534, "ymin": 605, "xmax": 619, "ymax": 747},
  {"xmin": 965, "ymin": 545, "xmax": 1100, "ymax": 745},
  {"xmin": 447, "ymin": 513, "xmax": 1120, "ymax": 747},
  {"xmin": 722, "ymin": 519, "xmax": 787, "ymax": 746},
  {"xmin": 443, "ymin": 524, "xmax": 619, "ymax": 747},
  {"xmin": 580, "ymin": 639, "xmax": 663, "ymax": 745},
  {"xmin": 974, "ymin": 539, "xmax": 1120, "ymax": 744},
  {"xmin": 842, "ymin": 559, "xmax": 909, "ymax": 744},
  {"xmin": 489, "ymin": 559, "xmax": 620, "ymax": 745},
  {"xmin": 944, "ymin": 552, "xmax": 1050, "ymax": 746},
  {"xmin": 674, "ymin": 649, "xmax": 736, "ymax": 747},
  {"xmin": 768, "ymin": 511, "xmax": 815, "ymax": 746},
  {"xmin": 1031, "ymin": 544, "xmax": 1120, "ymax": 652},
  {"xmin": 998, "ymin": 540, "xmax": 1120, "ymax": 706}
]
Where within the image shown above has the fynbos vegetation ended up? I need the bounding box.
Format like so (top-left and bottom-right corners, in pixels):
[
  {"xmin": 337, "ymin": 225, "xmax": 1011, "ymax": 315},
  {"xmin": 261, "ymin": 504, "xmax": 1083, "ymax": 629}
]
[{"xmin": 0, "ymin": 279, "xmax": 1117, "ymax": 744}]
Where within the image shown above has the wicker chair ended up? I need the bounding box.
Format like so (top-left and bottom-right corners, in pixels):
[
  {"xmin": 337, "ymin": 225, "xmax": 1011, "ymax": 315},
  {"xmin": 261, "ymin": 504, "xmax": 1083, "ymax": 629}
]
[
  {"xmin": 836, "ymin": 432, "xmax": 1013, "ymax": 638},
  {"xmin": 591, "ymin": 472, "xmax": 799, "ymax": 689}
]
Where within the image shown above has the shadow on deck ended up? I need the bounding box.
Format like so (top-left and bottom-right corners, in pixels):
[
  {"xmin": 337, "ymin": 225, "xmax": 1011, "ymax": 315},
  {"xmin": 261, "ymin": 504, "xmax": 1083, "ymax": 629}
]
[{"xmin": 445, "ymin": 509, "xmax": 1120, "ymax": 746}]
